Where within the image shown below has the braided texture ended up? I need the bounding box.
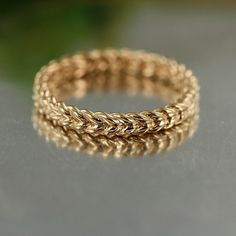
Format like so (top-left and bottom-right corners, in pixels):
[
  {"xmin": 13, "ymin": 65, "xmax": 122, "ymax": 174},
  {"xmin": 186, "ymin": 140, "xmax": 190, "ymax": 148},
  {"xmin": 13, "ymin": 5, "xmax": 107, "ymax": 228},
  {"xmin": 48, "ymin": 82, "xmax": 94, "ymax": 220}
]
[
  {"xmin": 33, "ymin": 49, "xmax": 199, "ymax": 137},
  {"xmin": 33, "ymin": 111, "xmax": 198, "ymax": 158}
]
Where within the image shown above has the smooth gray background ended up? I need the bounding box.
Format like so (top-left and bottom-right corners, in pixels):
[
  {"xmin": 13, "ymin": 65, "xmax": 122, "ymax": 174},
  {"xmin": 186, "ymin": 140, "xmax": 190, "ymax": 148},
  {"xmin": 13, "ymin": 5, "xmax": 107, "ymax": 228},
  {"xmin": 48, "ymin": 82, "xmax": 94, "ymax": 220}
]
[{"xmin": 1, "ymin": 5, "xmax": 236, "ymax": 236}]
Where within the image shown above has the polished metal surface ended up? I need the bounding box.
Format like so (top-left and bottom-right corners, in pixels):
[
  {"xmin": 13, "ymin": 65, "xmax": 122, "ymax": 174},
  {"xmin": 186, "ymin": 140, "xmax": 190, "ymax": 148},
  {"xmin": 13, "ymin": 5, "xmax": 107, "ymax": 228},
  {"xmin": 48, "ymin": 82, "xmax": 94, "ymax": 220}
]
[{"xmin": 0, "ymin": 5, "xmax": 236, "ymax": 236}]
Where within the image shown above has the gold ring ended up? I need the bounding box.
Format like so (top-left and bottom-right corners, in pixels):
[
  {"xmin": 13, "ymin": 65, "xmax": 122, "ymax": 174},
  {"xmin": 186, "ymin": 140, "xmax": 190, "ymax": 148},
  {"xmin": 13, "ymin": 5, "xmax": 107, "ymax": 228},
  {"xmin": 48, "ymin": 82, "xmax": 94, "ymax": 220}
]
[{"xmin": 33, "ymin": 49, "xmax": 199, "ymax": 137}]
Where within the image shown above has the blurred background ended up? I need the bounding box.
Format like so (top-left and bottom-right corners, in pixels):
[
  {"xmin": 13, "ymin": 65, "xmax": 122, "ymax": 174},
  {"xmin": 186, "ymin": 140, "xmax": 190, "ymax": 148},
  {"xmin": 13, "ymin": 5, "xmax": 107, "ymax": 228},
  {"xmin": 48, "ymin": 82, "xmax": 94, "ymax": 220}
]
[
  {"xmin": 1, "ymin": 1, "xmax": 236, "ymax": 236},
  {"xmin": 0, "ymin": 0, "xmax": 235, "ymax": 88}
]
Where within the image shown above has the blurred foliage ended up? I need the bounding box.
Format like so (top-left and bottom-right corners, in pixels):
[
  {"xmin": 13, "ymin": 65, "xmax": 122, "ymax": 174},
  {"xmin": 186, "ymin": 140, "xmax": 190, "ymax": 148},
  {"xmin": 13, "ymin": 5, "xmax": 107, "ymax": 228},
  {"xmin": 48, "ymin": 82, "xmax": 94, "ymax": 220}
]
[{"xmin": 0, "ymin": 1, "xmax": 128, "ymax": 87}]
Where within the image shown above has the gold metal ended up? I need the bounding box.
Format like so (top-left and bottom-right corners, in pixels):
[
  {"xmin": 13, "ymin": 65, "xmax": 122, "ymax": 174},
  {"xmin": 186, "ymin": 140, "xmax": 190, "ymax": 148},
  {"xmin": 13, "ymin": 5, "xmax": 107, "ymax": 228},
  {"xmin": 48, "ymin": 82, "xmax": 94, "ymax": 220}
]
[
  {"xmin": 33, "ymin": 49, "xmax": 199, "ymax": 137},
  {"xmin": 33, "ymin": 110, "xmax": 198, "ymax": 158}
]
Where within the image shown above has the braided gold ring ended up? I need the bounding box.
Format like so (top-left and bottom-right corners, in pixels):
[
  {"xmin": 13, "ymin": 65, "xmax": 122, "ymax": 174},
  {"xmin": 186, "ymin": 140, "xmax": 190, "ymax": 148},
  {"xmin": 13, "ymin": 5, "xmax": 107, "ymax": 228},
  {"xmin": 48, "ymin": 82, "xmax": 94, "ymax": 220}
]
[{"xmin": 33, "ymin": 49, "xmax": 199, "ymax": 137}]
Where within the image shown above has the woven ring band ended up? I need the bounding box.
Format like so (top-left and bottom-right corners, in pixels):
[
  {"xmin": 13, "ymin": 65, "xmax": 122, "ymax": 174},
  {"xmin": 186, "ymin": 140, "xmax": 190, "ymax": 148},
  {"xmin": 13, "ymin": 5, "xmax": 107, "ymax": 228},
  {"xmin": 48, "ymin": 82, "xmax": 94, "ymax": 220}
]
[
  {"xmin": 33, "ymin": 49, "xmax": 199, "ymax": 137},
  {"xmin": 33, "ymin": 111, "xmax": 198, "ymax": 158}
]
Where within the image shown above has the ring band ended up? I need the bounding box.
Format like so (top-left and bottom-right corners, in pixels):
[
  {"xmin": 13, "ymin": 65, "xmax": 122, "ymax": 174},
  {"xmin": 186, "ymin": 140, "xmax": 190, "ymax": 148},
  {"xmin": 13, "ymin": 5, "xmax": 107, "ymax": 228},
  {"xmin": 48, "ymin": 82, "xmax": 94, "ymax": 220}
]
[
  {"xmin": 33, "ymin": 49, "xmax": 199, "ymax": 137},
  {"xmin": 33, "ymin": 111, "xmax": 198, "ymax": 158}
]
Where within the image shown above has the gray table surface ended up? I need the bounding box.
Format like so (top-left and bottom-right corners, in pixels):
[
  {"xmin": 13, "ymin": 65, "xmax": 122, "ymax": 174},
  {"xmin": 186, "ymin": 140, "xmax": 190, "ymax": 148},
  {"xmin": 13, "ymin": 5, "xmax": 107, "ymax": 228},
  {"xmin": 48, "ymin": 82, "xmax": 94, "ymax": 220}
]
[{"xmin": 1, "ymin": 5, "xmax": 236, "ymax": 236}]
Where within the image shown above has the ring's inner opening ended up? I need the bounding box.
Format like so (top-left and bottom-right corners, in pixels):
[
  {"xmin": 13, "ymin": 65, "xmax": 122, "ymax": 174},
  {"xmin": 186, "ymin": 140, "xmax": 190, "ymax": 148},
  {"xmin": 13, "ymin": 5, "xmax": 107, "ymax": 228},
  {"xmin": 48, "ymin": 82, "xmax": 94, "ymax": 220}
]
[
  {"xmin": 67, "ymin": 92, "xmax": 166, "ymax": 113},
  {"xmin": 46, "ymin": 56, "xmax": 188, "ymax": 111}
]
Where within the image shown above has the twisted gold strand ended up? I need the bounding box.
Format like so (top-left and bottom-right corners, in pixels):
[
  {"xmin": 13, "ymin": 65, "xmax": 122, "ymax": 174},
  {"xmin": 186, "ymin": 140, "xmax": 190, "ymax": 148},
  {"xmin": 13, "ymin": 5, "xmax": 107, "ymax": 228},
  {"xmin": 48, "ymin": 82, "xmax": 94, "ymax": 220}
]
[{"xmin": 33, "ymin": 49, "xmax": 199, "ymax": 137}]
